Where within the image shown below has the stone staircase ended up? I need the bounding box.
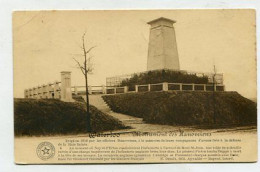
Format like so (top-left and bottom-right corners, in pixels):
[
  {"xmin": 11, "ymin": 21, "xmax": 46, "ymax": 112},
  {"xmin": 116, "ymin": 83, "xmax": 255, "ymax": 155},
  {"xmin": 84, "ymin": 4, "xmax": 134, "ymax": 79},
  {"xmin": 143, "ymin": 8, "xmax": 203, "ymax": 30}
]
[
  {"xmin": 81, "ymin": 95, "xmax": 189, "ymax": 134},
  {"xmin": 88, "ymin": 95, "xmax": 111, "ymax": 113},
  {"xmin": 82, "ymin": 95, "xmax": 143, "ymax": 126}
]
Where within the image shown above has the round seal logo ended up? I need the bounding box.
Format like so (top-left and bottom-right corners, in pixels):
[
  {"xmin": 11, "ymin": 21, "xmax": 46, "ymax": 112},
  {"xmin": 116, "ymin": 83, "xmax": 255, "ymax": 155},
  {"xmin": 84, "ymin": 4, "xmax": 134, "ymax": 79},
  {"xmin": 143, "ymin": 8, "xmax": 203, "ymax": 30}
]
[{"xmin": 36, "ymin": 142, "xmax": 55, "ymax": 160}]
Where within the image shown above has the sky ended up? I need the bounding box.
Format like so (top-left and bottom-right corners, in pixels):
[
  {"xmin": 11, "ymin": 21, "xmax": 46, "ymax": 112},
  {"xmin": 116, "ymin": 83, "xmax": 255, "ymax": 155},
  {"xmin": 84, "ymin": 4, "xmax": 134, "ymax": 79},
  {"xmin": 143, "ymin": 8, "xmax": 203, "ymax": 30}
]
[{"xmin": 13, "ymin": 10, "xmax": 256, "ymax": 99}]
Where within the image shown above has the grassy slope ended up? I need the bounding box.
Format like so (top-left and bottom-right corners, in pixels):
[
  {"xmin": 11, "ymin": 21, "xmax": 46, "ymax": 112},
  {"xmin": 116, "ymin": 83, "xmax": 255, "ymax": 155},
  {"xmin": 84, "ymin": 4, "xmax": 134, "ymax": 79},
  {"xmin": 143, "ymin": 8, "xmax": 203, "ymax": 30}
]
[
  {"xmin": 103, "ymin": 91, "xmax": 257, "ymax": 126},
  {"xmin": 14, "ymin": 98, "xmax": 127, "ymax": 136}
]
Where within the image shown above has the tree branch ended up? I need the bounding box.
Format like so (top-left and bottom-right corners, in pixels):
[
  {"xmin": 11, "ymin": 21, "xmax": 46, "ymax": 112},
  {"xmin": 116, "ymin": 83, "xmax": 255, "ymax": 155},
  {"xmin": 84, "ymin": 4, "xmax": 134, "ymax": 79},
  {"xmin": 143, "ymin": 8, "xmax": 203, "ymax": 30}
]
[
  {"xmin": 86, "ymin": 46, "xmax": 96, "ymax": 54},
  {"xmin": 73, "ymin": 32, "xmax": 96, "ymax": 76},
  {"xmin": 73, "ymin": 57, "xmax": 86, "ymax": 75}
]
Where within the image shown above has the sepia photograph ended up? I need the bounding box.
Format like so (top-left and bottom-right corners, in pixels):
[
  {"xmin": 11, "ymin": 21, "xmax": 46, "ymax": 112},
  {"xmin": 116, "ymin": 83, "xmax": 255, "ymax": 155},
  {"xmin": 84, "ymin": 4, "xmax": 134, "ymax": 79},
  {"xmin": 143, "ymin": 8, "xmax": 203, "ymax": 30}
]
[{"xmin": 13, "ymin": 10, "xmax": 257, "ymax": 163}]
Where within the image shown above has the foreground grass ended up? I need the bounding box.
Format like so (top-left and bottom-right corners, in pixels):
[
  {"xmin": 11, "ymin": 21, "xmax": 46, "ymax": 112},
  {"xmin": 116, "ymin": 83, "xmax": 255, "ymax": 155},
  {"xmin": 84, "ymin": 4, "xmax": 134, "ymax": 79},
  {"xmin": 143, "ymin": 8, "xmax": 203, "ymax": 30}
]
[
  {"xmin": 14, "ymin": 98, "xmax": 127, "ymax": 136},
  {"xmin": 103, "ymin": 91, "xmax": 257, "ymax": 127}
]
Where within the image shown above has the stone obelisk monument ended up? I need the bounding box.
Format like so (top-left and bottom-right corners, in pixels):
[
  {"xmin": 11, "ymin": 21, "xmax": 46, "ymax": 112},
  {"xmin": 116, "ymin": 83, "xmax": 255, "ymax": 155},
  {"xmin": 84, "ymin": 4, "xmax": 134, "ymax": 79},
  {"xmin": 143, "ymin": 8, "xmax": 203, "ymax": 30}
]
[{"xmin": 147, "ymin": 17, "xmax": 180, "ymax": 71}]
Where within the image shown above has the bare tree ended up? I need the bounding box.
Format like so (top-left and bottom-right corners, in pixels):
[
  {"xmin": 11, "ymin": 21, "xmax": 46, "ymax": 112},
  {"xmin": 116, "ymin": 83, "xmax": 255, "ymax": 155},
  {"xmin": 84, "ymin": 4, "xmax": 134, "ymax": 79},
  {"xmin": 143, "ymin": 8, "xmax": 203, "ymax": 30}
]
[{"xmin": 73, "ymin": 32, "xmax": 96, "ymax": 132}]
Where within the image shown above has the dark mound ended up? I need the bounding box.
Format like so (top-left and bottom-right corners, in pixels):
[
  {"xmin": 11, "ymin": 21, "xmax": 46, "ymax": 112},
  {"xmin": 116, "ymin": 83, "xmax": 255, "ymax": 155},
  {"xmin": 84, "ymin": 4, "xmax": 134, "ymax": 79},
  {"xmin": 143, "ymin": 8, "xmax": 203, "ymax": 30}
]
[
  {"xmin": 14, "ymin": 98, "xmax": 127, "ymax": 136},
  {"xmin": 103, "ymin": 91, "xmax": 256, "ymax": 127}
]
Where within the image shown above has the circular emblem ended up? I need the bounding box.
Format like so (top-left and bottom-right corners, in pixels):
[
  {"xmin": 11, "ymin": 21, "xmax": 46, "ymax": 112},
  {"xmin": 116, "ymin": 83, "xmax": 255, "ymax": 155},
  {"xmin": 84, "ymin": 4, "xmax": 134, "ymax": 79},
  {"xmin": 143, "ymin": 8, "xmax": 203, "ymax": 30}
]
[{"xmin": 36, "ymin": 142, "xmax": 55, "ymax": 160}]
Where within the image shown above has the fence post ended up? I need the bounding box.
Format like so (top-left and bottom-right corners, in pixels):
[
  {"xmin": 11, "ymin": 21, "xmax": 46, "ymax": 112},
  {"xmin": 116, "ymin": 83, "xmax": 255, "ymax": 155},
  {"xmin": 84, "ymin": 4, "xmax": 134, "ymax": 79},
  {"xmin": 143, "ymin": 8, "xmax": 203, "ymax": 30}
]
[
  {"xmin": 40, "ymin": 85, "xmax": 44, "ymax": 98},
  {"xmin": 192, "ymin": 84, "xmax": 195, "ymax": 91},
  {"xmin": 24, "ymin": 89, "xmax": 28, "ymax": 98},
  {"xmin": 54, "ymin": 81, "xmax": 60, "ymax": 99},
  {"xmin": 124, "ymin": 86, "xmax": 128, "ymax": 93},
  {"xmin": 102, "ymin": 85, "xmax": 106, "ymax": 94},
  {"xmin": 31, "ymin": 88, "xmax": 33, "ymax": 98},
  {"xmin": 28, "ymin": 89, "xmax": 30, "ymax": 98},
  {"xmin": 162, "ymin": 82, "xmax": 168, "ymax": 91},
  {"xmin": 42, "ymin": 84, "xmax": 46, "ymax": 98},
  {"xmin": 35, "ymin": 86, "xmax": 38, "ymax": 98},
  {"xmin": 214, "ymin": 84, "xmax": 217, "ymax": 91},
  {"xmin": 204, "ymin": 84, "xmax": 206, "ymax": 91},
  {"xmin": 34, "ymin": 87, "xmax": 38, "ymax": 98},
  {"xmin": 36, "ymin": 87, "xmax": 39, "ymax": 98},
  {"xmin": 30, "ymin": 88, "xmax": 33, "ymax": 98},
  {"xmin": 88, "ymin": 86, "xmax": 92, "ymax": 95},
  {"xmin": 47, "ymin": 83, "xmax": 52, "ymax": 98},
  {"xmin": 41, "ymin": 85, "xmax": 44, "ymax": 98},
  {"xmin": 61, "ymin": 71, "xmax": 73, "ymax": 102},
  {"xmin": 32, "ymin": 87, "xmax": 35, "ymax": 98},
  {"xmin": 44, "ymin": 84, "xmax": 48, "ymax": 98},
  {"xmin": 180, "ymin": 83, "xmax": 182, "ymax": 91},
  {"xmin": 74, "ymin": 86, "xmax": 78, "ymax": 95},
  {"xmin": 27, "ymin": 89, "xmax": 29, "ymax": 98},
  {"xmin": 135, "ymin": 85, "xmax": 138, "ymax": 92},
  {"xmin": 37, "ymin": 85, "xmax": 41, "ymax": 99},
  {"xmin": 148, "ymin": 84, "xmax": 151, "ymax": 91}
]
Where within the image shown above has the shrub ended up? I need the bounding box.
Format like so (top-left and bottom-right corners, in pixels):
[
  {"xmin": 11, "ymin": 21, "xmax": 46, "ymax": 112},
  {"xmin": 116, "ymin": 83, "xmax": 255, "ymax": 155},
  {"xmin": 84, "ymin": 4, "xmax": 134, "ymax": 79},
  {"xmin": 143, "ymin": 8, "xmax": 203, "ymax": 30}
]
[
  {"xmin": 103, "ymin": 91, "xmax": 257, "ymax": 127},
  {"xmin": 120, "ymin": 69, "xmax": 209, "ymax": 88},
  {"xmin": 14, "ymin": 99, "xmax": 126, "ymax": 136}
]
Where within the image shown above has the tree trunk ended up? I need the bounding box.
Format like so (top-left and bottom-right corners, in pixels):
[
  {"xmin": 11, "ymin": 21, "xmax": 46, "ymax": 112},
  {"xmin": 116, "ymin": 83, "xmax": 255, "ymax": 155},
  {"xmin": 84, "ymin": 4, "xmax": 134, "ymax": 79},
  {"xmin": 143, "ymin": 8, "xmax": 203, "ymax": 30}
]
[{"xmin": 85, "ymin": 74, "xmax": 91, "ymax": 132}]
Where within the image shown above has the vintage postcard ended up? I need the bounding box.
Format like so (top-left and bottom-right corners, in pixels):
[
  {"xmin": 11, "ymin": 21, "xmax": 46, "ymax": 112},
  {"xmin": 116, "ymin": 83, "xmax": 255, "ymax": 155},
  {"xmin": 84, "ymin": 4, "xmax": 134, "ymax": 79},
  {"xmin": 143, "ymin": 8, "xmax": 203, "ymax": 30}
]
[{"xmin": 13, "ymin": 10, "xmax": 257, "ymax": 164}]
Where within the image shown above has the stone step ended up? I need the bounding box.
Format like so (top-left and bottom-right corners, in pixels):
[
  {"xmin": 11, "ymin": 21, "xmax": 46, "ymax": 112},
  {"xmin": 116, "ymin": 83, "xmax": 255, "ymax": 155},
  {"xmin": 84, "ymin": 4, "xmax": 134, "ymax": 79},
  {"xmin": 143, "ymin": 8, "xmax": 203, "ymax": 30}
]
[
  {"xmin": 82, "ymin": 95, "xmax": 111, "ymax": 112},
  {"xmin": 81, "ymin": 95, "xmax": 146, "ymax": 127},
  {"xmin": 121, "ymin": 119, "xmax": 144, "ymax": 124}
]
